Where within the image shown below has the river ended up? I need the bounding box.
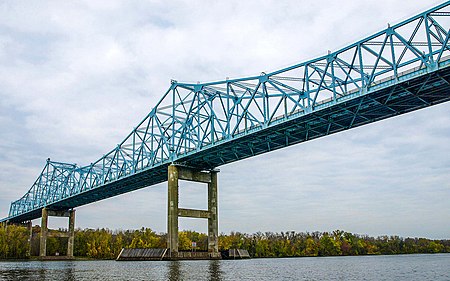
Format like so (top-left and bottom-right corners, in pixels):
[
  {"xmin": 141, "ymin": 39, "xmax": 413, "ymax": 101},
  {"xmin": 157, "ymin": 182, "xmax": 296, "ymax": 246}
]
[{"xmin": 0, "ymin": 254, "xmax": 449, "ymax": 280}]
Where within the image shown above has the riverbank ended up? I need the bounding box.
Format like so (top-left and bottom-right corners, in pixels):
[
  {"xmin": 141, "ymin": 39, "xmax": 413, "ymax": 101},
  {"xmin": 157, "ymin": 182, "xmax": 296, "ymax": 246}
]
[
  {"xmin": 1, "ymin": 225, "xmax": 449, "ymax": 260},
  {"xmin": 1, "ymin": 251, "xmax": 448, "ymax": 262}
]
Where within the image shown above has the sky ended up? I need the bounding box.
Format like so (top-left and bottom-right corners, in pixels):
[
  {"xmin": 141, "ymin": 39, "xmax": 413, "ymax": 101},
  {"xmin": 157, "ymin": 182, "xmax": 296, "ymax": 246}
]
[{"xmin": 1, "ymin": 0, "xmax": 449, "ymax": 239}]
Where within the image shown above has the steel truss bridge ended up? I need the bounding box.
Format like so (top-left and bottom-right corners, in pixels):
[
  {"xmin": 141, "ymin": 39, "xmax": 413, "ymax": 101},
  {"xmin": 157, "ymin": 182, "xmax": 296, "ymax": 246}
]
[{"xmin": 3, "ymin": 2, "xmax": 450, "ymax": 223}]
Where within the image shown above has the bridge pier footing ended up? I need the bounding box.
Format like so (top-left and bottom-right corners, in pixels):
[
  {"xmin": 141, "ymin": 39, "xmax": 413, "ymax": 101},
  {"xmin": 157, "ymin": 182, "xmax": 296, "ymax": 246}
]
[
  {"xmin": 167, "ymin": 164, "xmax": 220, "ymax": 260},
  {"xmin": 39, "ymin": 208, "xmax": 75, "ymax": 259}
]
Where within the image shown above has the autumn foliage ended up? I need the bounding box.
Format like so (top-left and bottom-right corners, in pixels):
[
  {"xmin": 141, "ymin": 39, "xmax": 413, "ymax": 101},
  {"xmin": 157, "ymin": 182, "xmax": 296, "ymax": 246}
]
[{"xmin": 0, "ymin": 226, "xmax": 449, "ymax": 259}]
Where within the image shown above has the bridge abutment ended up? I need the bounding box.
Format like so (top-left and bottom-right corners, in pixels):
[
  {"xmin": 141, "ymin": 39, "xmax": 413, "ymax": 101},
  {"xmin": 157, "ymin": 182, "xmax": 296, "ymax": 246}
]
[
  {"xmin": 39, "ymin": 208, "xmax": 75, "ymax": 259},
  {"xmin": 167, "ymin": 164, "xmax": 220, "ymax": 259}
]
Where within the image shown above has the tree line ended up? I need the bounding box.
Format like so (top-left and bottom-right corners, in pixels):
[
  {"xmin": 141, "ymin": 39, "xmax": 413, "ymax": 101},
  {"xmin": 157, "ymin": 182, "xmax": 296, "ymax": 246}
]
[{"xmin": 0, "ymin": 225, "xmax": 449, "ymax": 259}]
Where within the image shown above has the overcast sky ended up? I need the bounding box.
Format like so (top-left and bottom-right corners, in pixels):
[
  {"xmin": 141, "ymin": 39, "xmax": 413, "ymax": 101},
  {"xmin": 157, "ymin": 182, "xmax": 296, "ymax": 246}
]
[{"xmin": 1, "ymin": 0, "xmax": 449, "ymax": 239}]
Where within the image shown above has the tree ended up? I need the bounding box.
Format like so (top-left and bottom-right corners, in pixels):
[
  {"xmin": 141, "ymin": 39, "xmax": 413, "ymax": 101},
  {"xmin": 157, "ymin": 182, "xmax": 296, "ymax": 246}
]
[
  {"xmin": 304, "ymin": 237, "xmax": 319, "ymax": 257},
  {"xmin": 318, "ymin": 234, "xmax": 341, "ymax": 256},
  {"xmin": 0, "ymin": 225, "xmax": 29, "ymax": 259},
  {"xmin": 178, "ymin": 232, "xmax": 192, "ymax": 251}
]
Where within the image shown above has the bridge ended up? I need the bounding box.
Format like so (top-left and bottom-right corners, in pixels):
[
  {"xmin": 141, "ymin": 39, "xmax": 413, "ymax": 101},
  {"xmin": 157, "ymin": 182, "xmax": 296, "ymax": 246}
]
[{"xmin": 2, "ymin": 2, "xmax": 450, "ymax": 259}]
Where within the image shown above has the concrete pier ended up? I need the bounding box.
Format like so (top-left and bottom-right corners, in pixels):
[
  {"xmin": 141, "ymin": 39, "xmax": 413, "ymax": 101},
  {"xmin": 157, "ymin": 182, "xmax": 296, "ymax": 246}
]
[
  {"xmin": 26, "ymin": 221, "xmax": 32, "ymax": 257},
  {"xmin": 39, "ymin": 208, "xmax": 48, "ymax": 258},
  {"xmin": 167, "ymin": 164, "xmax": 179, "ymax": 258},
  {"xmin": 167, "ymin": 164, "xmax": 220, "ymax": 259},
  {"xmin": 67, "ymin": 210, "xmax": 75, "ymax": 257},
  {"xmin": 39, "ymin": 208, "xmax": 76, "ymax": 259},
  {"xmin": 208, "ymin": 170, "xmax": 219, "ymax": 255}
]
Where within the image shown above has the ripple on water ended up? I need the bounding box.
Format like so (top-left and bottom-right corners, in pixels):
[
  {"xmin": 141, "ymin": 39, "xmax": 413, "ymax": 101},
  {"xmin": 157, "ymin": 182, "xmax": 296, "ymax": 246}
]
[{"xmin": 0, "ymin": 254, "xmax": 449, "ymax": 281}]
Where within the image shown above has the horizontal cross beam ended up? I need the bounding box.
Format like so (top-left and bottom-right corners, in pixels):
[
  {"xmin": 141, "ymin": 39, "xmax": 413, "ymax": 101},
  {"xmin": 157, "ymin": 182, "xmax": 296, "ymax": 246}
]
[
  {"xmin": 47, "ymin": 210, "xmax": 71, "ymax": 217},
  {"xmin": 177, "ymin": 167, "xmax": 211, "ymax": 183},
  {"xmin": 178, "ymin": 208, "xmax": 210, "ymax": 219},
  {"xmin": 48, "ymin": 232, "xmax": 71, "ymax": 238}
]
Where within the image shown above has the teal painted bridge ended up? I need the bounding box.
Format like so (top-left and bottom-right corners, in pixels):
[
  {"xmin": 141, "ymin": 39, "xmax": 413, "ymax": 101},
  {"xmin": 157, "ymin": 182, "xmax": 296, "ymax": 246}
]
[{"xmin": 2, "ymin": 2, "xmax": 450, "ymax": 224}]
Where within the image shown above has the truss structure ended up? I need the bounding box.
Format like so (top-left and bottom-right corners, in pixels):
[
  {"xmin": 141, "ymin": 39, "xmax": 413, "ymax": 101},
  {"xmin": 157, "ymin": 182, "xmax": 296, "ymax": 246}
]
[{"xmin": 5, "ymin": 2, "xmax": 450, "ymax": 222}]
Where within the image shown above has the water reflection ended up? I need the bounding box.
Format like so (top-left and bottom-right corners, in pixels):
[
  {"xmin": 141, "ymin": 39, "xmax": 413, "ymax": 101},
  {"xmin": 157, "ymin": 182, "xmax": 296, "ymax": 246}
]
[
  {"xmin": 62, "ymin": 262, "xmax": 76, "ymax": 281},
  {"xmin": 0, "ymin": 268, "xmax": 37, "ymax": 281},
  {"xmin": 208, "ymin": 260, "xmax": 223, "ymax": 281},
  {"xmin": 38, "ymin": 267, "xmax": 46, "ymax": 281},
  {"xmin": 168, "ymin": 261, "xmax": 180, "ymax": 281},
  {"xmin": 0, "ymin": 261, "xmax": 76, "ymax": 281},
  {"xmin": 167, "ymin": 260, "xmax": 223, "ymax": 281},
  {"xmin": 39, "ymin": 261, "xmax": 76, "ymax": 281},
  {"xmin": 1, "ymin": 254, "xmax": 450, "ymax": 281}
]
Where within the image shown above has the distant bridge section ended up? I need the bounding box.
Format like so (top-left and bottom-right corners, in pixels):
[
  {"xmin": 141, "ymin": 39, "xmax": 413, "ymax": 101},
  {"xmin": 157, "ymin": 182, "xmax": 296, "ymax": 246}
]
[{"xmin": 3, "ymin": 2, "xmax": 450, "ymax": 224}]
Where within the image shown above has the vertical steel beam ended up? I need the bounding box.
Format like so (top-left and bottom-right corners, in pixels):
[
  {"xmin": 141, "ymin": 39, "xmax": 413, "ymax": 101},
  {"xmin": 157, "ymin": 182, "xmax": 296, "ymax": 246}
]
[
  {"xmin": 67, "ymin": 209, "xmax": 75, "ymax": 257},
  {"xmin": 167, "ymin": 164, "xmax": 179, "ymax": 257},
  {"xmin": 39, "ymin": 208, "xmax": 48, "ymax": 257},
  {"xmin": 208, "ymin": 170, "xmax": 219, "ymax": 256}
]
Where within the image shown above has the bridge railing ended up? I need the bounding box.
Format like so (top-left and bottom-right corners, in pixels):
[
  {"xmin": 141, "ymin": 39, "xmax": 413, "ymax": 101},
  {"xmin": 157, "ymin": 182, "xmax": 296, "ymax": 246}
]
[{"xmin": 6, "ymin": 1, "xmax": 450, "ymax": 219}]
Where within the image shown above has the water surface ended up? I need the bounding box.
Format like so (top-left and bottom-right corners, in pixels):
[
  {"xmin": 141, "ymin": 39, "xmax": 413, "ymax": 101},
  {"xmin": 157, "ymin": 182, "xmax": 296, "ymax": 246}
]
[{"xmin": 0, "ymin": 254, "xmax": 449, "ymax": 280}]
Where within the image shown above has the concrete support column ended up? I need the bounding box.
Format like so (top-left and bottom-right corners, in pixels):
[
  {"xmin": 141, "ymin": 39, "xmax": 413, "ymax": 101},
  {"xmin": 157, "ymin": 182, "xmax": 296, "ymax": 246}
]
[
  {"xmin": 27, "ymin": 221, "xmax": 32, "ymax": 258},
  {"xmin": 208, "ymin": 171, "xmax": 219, "ymax": 255},
  {"xmin": 39, "ymin": 208, "xmax": 48, "ymax": 257},
  {"xmin": 167, "ymin": 164, "xmax": 220, "ymax": 259},
  {"xmin": 168, "ymin": 164, "xmax": 179, "ymax": 257},
  {"xmin": 39, "ymin": 208, "xmax": 76, "ymax": 259},
  {"xmin": 67, "ymin": 210, "xmax": 75, "ymax": 257}
]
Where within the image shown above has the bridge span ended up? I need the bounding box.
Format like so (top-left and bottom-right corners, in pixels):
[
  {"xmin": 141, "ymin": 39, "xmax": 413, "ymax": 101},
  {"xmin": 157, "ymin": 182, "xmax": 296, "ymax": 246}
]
[{"xmin": 2, "ymin": 2, "xmax": 450, "ymax": 259}]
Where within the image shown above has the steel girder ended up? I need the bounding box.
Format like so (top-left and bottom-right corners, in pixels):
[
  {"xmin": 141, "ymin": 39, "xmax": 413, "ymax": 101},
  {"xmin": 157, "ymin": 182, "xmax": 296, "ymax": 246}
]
[{"xmin": 3, "ymin": 2, "xmax": 450, "ymax": 222}]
